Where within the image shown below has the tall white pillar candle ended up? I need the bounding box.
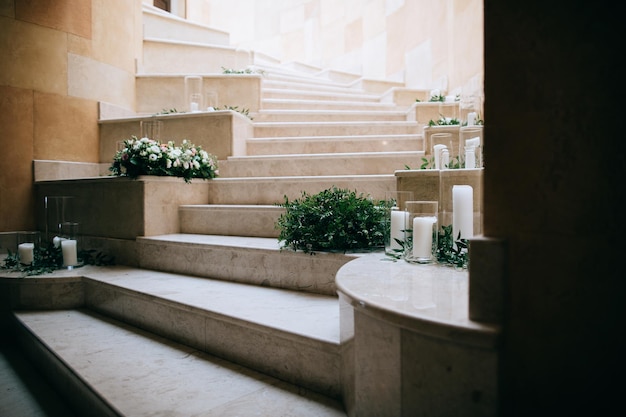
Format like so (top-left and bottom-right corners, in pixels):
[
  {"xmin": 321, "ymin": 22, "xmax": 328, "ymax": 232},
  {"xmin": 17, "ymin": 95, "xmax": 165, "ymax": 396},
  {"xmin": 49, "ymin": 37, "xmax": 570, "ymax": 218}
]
[
  {"xmin": 441, "ymin": 148, "xmax": 450, "ymax": 169},
  {"xmin": 465, "ymin": 147, "xmax": 476, "ymax": 169},
  {"xmin": 452, "ymin": 185, "xmax": 474, "ymax": 240},
  {"xmin": 433, "ymin": 144, "xmax": 447, "ymax": 170},
  {"xmin": 412, "ymin": 216, "xmax": 437, "ymax": 259},
  {"xmin": 18, "ymin": 243, "xmax": 34, "ymax": 265},
  {"xmin": 61, "ymin": 239, "xmax": 78, "ymax": 267},
  {"xmin": 390, "ymin": 209, "xmax": 407, "ymax": 251}
]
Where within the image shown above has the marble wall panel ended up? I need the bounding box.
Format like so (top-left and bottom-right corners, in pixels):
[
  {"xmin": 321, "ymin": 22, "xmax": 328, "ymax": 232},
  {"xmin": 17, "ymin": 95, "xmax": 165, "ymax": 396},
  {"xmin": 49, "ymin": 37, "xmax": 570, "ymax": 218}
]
[
  {"xmin": 33, "ymin": 92, "xmax": 99, "ymax": 162},
  {"xmin": 15, "ymin": 0, "xmax": 91, "ymax": 38},
  {"xmin": 0, "ymin": 85, "xmax": 35, "ymax": 230},
  {"xmin": 0, "ymin": 17, "xmax": 67, "ymax": 95}
]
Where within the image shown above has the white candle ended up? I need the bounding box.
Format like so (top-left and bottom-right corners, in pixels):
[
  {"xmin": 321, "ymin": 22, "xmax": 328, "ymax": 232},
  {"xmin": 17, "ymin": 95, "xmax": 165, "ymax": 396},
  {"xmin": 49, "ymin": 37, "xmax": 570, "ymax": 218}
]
[
  {"xmin": 18, "ymin": 243, "xmax": 34, "ymax": 265},
  {"xmin": 207, "ymin": 106, "xmax": 215, "ymax": 111},
  {"xmin": 52, "ymin": 236, "xmax": 66, "ymax": 248},
  {"xmin": 390, "ymin": 209, "xmax": 408, "ymax": 251},
  {"xmin": 430, "ymin": 89, "xmax": 440, "ymax": 99},
  {"xmin": 465, "ymin": 147, "xmax": 476, "ymax": 169},
  {"xmin": 452, "ymin": 185, "xmax": 474, "ymax": 241},
  {"xmin": 190, "ymin": 102, "xmax": 199, "ymax": 112},
  {"xmin": 465, "ymin": 137, "xmax": 480, "ymax": 148},
  {"xmin": 412, "ymin": 216, "xmax": 437, "ymax": 259},
  {"xmin": 445, "ymin": 95, "xmax": 455, "ymax": 103},
  {"xmin": 61, "ymin": 239, "xmax": 78, "ymax": 267},
  {"xmin": 467, "ymin": 112, "xmax": 477, "ymax": 126},
  {"xmin": 433, "ymin": 144, "xmax": 447, "ymax": 170},
  {"xmin": 441, "ymin": 148, "xmax": 450, "ymax": 169}
]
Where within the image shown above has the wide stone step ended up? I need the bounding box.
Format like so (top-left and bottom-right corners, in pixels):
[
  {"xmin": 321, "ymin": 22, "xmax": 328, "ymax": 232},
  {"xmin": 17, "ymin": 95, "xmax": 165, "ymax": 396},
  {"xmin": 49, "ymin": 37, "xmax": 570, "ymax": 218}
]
[
  {"xmin": 142, "ymin": 39, "xmax": 246, "ymax": 74},
  {"xmin": 261, "ymin": 79, "xmax": 367, "ymax": 95},
  {"xmin": 246, "ymin": 134, "xmax": 422, "ymax": 155},
  {"xmin": 136, "ymin": 234, "xmax": 356, "ymax": 296},
  {"xmin": 252, "ymin": 109, "xmax": 409, "ymax": 123},
  {"xmin": 253, "ymin": 121, "xmax": 419, "ymax": 138},
  {"xmin": 261, "ymin": 88, "xmax": 382, "ymax": 103},
  {"xmin": 143, "ymin": 5, "xmax": 230, "ymax": 46},
  {"xmin": 261, "ymin": 98, "xmax": 399, "ymax": 111},
  {"xmin": 179, "ymin": 204, "xmax": 283, "ymax": 238},
  {"xmin": 206, "ymin": 174, "xmax": 396, "ymax": 205},
  {"xmin": 219, "ymin": 151, "xmax": 425, "ymax": 177},
  {"xmin": 13, "ymin": 299, "xmax": 345, "ymax": 416}
]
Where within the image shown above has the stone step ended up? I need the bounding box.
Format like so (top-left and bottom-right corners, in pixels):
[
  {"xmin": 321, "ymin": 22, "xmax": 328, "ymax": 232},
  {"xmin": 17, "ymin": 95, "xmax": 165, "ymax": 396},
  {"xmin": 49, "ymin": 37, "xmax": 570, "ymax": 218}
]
[
  {"xmin": 143, "ymin": 4, "xmax": 230, "ymax": 46},
  {"xmin": 219, "ymin": 151, "xmax": 425, "ymax": 177},
  {"xmin": 136, "ymin": 234, "xmax": 357, "ymax": 296},
  {"xmin": 179, "ymin": 204, "xmax": 283, "ymax": 238},
  {"xmin": 261, "ymin": 88, "xmax": 382, "ymax": 103},
  {"xmin": 206, "ymin": 174, "xmax": 396, "ymax": 205},
  {"xmin": 261, "ymin": 79, "xmax": 368, "ymax": 95},
  {"xmin": 252, "ymin": 109, "xmax": 409, "ymax": 123},
  {"xmin": 245, "ymin": 134, "xmax": 422, "ymax": 155},
  {"xmin": 141, "ymin": 38, "xmax": 247, "ymax": 74},
  {"xmin": 12, "ymin": 279, "xmax": 345, "ymax": 415},
  {"xmin": 253, "ymin": 121, "xmax": 420, "ymax": 138},
  {"xmin": 261, "ymin": 98, "xmax": 399, "ymax": 111}
]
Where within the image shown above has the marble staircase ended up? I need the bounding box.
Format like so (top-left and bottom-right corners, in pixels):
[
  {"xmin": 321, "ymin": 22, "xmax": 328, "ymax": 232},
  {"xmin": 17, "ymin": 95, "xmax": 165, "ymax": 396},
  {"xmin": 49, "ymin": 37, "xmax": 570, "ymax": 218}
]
[{"xmin": 6, "ymin": 5, "xmax": 453, "ymax": 416}]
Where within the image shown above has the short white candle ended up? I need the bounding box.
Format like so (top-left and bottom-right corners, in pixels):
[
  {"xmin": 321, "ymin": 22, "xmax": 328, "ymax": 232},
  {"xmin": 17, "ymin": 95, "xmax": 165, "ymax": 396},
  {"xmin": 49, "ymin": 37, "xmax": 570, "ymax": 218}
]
[
  {"xmin": 207, "ymin": 106, "xmax": 215, "ymax": 111},
  {"xmin": 465, "ymin": 137, "xmax": 480, "ymax": 148},
  {"xmin": 18, "ymin": 243, "xmax": 34, "ymax": 265},
  {"xmin": 467, "ymin": 112, "xmax": 477, "ymax": 126},
  {"xmin": 445, "ymin": 95, "xmax": 455, "ymax": 103},
  {"xmin": 412, "ymin": 216, "xmax": 437, "ymax": 259},
  {"xmin": 390, "ymin": 208, "xmax": 408, "ymax": 251},
  {"xmin": 61, "ymin": 239, "xmax": 78, "ymax": 267},
  {"xmin": 452, "ymin": 185, "xmax": 474, "ymax": 241},
  {"xmin": 433, "ymin": 144, "xmax": 447, "ymax": 170},
  {"xmin": 430, "ymin": 89, "xmax": 440, "ymax": 99},
  {"xmin": 190, "ymin": 102, "xmax": 199, "ymax": 112}
]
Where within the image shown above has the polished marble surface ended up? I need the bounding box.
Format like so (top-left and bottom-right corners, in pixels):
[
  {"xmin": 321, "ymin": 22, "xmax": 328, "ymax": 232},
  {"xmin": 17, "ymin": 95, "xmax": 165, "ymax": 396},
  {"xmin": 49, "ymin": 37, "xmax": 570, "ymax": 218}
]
[
  {"xmin": 14, "ymin": 309, "xmax": 346, "ymax": 417},
  {"xmin": 336, "ymin": 252, "xmax": 498, "ymax": 346}
]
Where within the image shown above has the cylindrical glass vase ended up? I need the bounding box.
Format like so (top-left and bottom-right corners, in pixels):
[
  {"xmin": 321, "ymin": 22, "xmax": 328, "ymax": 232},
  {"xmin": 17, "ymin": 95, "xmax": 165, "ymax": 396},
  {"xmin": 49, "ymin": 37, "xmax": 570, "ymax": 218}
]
[
  {"xmin": 140, "ymin": 120, "xmax": 163, "ymax": 141},
  {"xmin": 60, "ymin": 222, "xmax": 80, "ymax": 269},
  {"xmin": 383, "ymin": 191, "xmax": 414, "ymax": 257},
  {"xmin": 184, "ymin": 75, "xmax": 203, "ymax": 112},
  {"xmin": 404, "ymin": 201, "xmax": 438, "ymax": 264},
  {"xmin": 17, "ymin": 231, "xmax": 41, "ymax": 266}
]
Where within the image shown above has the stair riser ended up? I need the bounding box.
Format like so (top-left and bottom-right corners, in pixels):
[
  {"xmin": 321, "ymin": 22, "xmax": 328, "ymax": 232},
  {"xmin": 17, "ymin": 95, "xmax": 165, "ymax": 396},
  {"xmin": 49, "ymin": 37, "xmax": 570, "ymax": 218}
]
[
  {"xmin": 179, "ymin": 205, "xmax": 283, "ymax": 237},
  {"xmin": 136, "ymin": 238, "xmax": 352, "ymax": 296},
  {"xmin": 253, "ymin": 112, "xmax": 408, "ymax": 123},
  {"xmin": 142, "ymin": 40, "xmax": 245, "ymax": 74},
  {"xmin": 262, "ymin": 89, "xmax": 381, "ymax": 103},
  {"xmin": 143, "ymin": 8, "xmax": 230, "ymax": 46},
  {"xmin": 220, "ymin": 154, "xmax": 425, "ymax": 177},
  {"xmin": 83, "ymin": 280, "xmax": 342, "ymax": 399},
  {"xmin": 207, "ymin": 176, "xmax": 396, "ymax": 205},
  {"xmin": 261, "ymin": 100, "xmax": 397, "ymax": 111},
  {"xmin": 253, "ymin": 123, "xmax": 419, "ymax": 138},
  {"xmin": 246, "ymin": 136, "xmax": 422, "ymax": 155}
]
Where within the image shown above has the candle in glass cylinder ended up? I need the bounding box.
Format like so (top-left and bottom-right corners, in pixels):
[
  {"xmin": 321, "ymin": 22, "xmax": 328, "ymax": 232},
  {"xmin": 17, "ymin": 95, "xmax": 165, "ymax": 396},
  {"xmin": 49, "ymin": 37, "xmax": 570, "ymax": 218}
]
[
  {"xmin": 18, "ymin": 243, "xmax": 34, "ymax": 265},
  {"xmin": 433, "ymin": 144, "xmax": 447, "ymax": 170},
  {"xmin": 61, "ymin": 239, "xmax": 78, "ymax": 267},
  {"xmin": 412, "ymin": 216, "xmax": 437, "ymax": 260},
  {"xmin": 452, "ymin": 185, "xmax": 474, "ymax": 240},
  {"xmin": 390, "ymin": 208, "xmax": 407, "ymax": 251}
]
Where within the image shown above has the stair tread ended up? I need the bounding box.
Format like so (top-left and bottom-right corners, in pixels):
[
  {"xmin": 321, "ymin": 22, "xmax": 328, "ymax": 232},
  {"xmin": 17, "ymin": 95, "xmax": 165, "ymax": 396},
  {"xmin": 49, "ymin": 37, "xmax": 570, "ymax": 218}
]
[
  {"xmin": 14, "ymin": 308, "xmax": 345, "ymax": 416},
  {"xmin": 82, "ymin": 259, "xmax": 341, "ymax": 343}
]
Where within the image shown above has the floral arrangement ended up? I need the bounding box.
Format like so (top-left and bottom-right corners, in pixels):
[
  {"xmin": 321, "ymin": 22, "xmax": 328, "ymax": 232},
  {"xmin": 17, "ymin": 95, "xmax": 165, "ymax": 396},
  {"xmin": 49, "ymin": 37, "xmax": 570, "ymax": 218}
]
[{"xmin": 110, "ymin": 136, "xmax": 219, "ymax": 183}]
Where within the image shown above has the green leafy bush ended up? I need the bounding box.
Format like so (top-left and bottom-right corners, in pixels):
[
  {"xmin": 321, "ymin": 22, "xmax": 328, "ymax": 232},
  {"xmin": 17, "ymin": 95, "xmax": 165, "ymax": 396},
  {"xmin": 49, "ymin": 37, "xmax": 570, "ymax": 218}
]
[{"xmin": 276, "ymin": 187, "xmax": 388, "ymax": 254}]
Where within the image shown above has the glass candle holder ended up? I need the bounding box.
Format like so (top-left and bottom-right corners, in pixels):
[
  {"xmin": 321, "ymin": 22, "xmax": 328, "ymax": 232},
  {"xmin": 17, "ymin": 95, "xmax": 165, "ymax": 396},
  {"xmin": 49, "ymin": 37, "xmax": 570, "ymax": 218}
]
[
  {"xmin": 44, "ymin": 195, "xmax": 74, "ymax": 243},
  {"xmin": 431, "ymin": 133, "xmax": 453, "ymax": 169},
  {"xmin": 460, "ymin": 126, "xmax": 483, "ymax": 168},
  {"xmin": 140, "ymin": 120, "xmax": 163, "ymax": 141},
  {"xmin": 383, "ymin": 191, "xmax": 414, "ymax": 257},
  {"xmin": 184, "ymin": 75, "xmax": 203, "ymax": 112},
  {"xmin": 60, "ymin": 222, "xmax": 80, "ymax": 269},
  {"xmin": 206, "ymin": 91, "xmax": 218, "ymax": 111},
  {"xmin": 404, "ymin": 201, "xmax": 438, "ymax": 264},
  {"xmin": 17, "ymin": 231, "xmax": 41, "ymax": 266}
]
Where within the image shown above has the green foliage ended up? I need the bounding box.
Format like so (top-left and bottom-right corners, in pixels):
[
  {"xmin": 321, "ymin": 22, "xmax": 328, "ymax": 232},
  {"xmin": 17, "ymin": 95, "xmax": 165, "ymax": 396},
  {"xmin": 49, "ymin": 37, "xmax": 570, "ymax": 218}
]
[
  {"xmin": 428, "ymin": 114, "xmax": 461, "ymax": 126},
  {"xmin": 221, "ymin": 66, "xmax": 265, "ymax": 75},
  {"xmin": 1, "ymin": 244, "xmax": 115, "ymax": 277},
  {"xmin": 276, "ymin": 187, "xmax": 388, "ymax": 254},
  {"xmin": 156, "ymin": 108, "xmax": 180, "ymax": 115},
  {"xmin": 429, "ymin": 94, "xmax": 445, "ymax": 102},
  {"xmin": 435, "ymin": 224, "xmax": 469, "ymax": 268},
  {"xmin": 215, "ymin": 105, "xmax": 253, "ymax": 120}
]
